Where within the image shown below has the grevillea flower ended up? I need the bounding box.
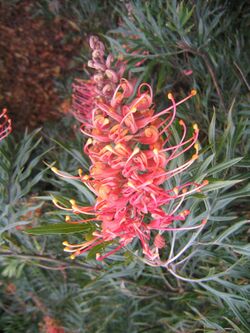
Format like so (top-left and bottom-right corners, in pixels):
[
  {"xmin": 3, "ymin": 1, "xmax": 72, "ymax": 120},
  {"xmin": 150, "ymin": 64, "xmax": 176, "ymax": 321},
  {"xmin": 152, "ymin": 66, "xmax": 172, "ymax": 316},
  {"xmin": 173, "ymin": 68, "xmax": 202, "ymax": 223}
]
[
  {"xmin": 0, "ymin": 108, "xmax": 12, "ymax": 141},
  {"xmin": 52, "ymin": 36, "xmax": 208, "ymax": 265},
  {"xmin": 40, "ymin": 316, "xmax": 65, "ymax": 333}
]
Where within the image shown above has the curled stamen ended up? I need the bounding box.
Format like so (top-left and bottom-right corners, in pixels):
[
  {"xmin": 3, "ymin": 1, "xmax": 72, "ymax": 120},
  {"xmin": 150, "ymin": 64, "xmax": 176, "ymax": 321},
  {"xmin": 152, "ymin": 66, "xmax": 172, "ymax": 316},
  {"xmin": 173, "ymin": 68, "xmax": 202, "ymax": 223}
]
[
  {"xmin": 151, "ymin": 90, "xmax": 197, "ymax": 121},
  {"xmin": 124, "ymin": 146, "xmax": 140, "ymax": 167},
  {"xmin": 0, "ymin": 108, "xmax": 12, "ymax": 141}
]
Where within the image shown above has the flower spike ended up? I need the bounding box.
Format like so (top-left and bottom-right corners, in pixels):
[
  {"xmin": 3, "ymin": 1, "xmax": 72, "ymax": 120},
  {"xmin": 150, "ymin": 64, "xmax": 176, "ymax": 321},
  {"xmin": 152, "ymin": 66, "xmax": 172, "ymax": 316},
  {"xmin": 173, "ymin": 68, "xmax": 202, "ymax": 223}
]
[{"xmin": 53, "ymin": 36, "xmax": 208, "ymax": 265}]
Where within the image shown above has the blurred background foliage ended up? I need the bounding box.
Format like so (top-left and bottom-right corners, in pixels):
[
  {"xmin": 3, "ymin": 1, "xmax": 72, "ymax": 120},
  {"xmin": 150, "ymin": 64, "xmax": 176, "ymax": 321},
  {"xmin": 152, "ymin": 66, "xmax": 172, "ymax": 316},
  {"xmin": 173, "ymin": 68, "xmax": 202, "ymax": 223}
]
[{"xmin": 0, "ymin": 0, "xmax": 249, "ymax": 332}]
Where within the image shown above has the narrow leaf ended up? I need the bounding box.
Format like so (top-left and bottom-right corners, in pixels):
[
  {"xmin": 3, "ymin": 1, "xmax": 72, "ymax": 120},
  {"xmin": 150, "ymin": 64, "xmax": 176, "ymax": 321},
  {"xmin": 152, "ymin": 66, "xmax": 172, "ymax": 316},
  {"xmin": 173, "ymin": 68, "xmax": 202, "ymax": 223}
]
[{"xmin": 25, "ymin": 223, "xmax": 94, "ymax": 235}]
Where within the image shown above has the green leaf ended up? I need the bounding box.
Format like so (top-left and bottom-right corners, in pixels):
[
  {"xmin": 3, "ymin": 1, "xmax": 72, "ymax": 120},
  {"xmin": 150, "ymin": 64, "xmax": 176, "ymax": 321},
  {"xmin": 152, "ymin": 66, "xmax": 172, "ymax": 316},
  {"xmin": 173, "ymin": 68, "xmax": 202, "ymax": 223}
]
[
  {"xmin": 25, "ymin": 223, "xmax": 94, "ymax": 235},
  {"xmin": 204, "ymin": 179, "xmax": 243, "ymax": 192},
  {"xmin": 196, "ymin": 153, "xmax": 215, "ymax": 175},
  {"xmin": 224, "ymin": 317, "xmax": 247, "ymax": 333},
  {"xmin": 226, "ymin": 244, "xmax": 250, "ymax": 256},
  {"xmin": 199, "ymin": 282, "xmax": 250, "ymax": 330},
  {"xmin": 87, "ymin": 241, "xmax": 112, "ymax": 260},
  {"xmin": 208, "ymin": 111, "xmax": 216, "ymax": 148},
  {"xmin": 214, "ymin": 220, "xmax": 250, "ymax": 243},
  {"xmin": 50, "ymin": 138, "xmax": 89, "ymax": 169},
  {"xmin": 58, "ymin": 177, "xmax": 95, "ymax": 205},
  {"xmin": 218, "ymin": 183, "xmax": 250, "ymax": 200},
  {"xmin": 206, "ymin": 157, "xmax": 242, "ymax": 176},
  {"xmin": 0, "ymin": 222, "xmax": 30, "ymax": 235}
]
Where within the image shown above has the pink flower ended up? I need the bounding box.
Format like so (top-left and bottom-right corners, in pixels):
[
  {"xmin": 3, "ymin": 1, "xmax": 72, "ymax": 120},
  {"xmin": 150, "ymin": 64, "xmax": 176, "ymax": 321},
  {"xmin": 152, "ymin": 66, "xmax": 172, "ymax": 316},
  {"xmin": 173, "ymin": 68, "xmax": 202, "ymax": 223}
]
[{"xmin": 52, "ymin": 37, "xmax": 208, "ymax": 265}]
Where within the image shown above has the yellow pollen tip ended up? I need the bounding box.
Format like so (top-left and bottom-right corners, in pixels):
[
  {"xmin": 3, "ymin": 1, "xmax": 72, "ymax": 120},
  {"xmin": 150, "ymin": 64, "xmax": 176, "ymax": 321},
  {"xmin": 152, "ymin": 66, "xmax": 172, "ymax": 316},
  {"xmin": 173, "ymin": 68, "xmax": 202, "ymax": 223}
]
[
  {"xmin": 78, "ymin": 168, "xmax": 83, "ymax": 176},
  {"xmin": 133, "ymin": 146, "xmax": 140, "ymax": 154},
  {"xmin": 52, "ymin": 199, "xmax": 58, "ymax": 205},
  {"xmin": 127, "ymin": 181, "xmax": 135, "ymax": 188},
  {"xmin": 194, "ymin": 143, "xmax": 199, "ymax": 150},
  {"xmin": 96, "ymin": 253, "xmax": 100, "ymax": 259},
  {"xmin": 167, "ymin": 93, "xmax": 173, "ymax": 100},
  {"xmin": 193, "ymin": 123, "xmax": 199, "ymax": 131},
  {"xmin": 116, "ymin": 92, "xmax": 122, "ymax": 98},
  {"xmin": 64, "ymin": 247, "xmax": 74, "ymax": 252},
  {"xmin": 62, "ymin": 241, "xmax": 69, "ymax": 246},
  {"xmin": 131, "ymin": 107, "xmax": 137, "ymax": 113},
  {"xmin": 65, "ymin": 216, "xmax": 71, "ymax": 222},
  {"xmin": 191, "ymin": 89, "xmax": 197, "ymax": 96},
  {"xmin": 87, "ymin": 138, "xmax": 93, "ymax": 145},
  {"xmin": 192, "ymin": 154, "xmax": 198, "ymax": 160},
  {"xmin": 83, "ymin": 175, "xmax": 89, "ymax": 180},
  {"xmin": 153, "ymin": 148, "xmax": 158, "ymax": 155},
  {"xmin": 173, "ymin": 187, "xmax": 178, "ymax": 195},
  {"xmin": 51, "ymin": 167, "xmax": 58, "ymax": 173},
  {"xmin": 105, "ymin": 145, "xmax": 113, "ymax": 152},
  {"xmin": 70, "ymin": 199, "xmax": 76, "ymax": 206},
  {"xmin": 115, "ymin": 143, "xmax": 122, "ymax": 149},
  {"xmin": 70, "ymin": 254, "xmax": 75, "ymax": 260}
]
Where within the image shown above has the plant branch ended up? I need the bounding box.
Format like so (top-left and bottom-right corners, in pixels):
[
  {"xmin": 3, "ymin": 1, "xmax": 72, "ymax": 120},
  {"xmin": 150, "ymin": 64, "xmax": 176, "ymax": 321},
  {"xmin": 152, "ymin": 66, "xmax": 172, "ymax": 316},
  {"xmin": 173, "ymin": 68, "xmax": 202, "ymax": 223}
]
[
  {"xmin": 179, "ymin": 42, "xmax": 226, "ymax": 110},
  {"xmin": 233, "ymin": 61, "xmax": 250, "ymax": 91}
]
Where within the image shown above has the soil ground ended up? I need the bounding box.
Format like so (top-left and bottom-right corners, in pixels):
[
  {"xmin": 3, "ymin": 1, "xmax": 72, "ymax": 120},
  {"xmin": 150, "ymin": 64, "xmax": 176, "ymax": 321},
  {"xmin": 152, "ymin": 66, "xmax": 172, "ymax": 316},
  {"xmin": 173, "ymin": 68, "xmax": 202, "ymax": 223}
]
[{"xmin": 0, "ymin": 0, "xmax": 83, "ymax": 131}]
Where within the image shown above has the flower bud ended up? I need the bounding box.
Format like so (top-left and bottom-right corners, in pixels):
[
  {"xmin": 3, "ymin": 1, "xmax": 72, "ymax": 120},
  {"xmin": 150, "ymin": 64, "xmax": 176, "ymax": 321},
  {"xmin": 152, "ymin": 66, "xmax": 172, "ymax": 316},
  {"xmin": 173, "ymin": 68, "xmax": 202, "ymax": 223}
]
[
  {"xmin": 93, "ymin": 73, "xmax": 104, "ymax": 83},
  {"xmin": 106, "ymin": 54, "xmax": 114, "ymax": 68},
  {"xmin": 102, "ymin": 84, "xmax": 113, "ymax": 96},
  {"xmin": 154, "ymin": 234, "xmax": 165, "ymax": 249},
  {"xmin": 96, "ymin": 41, "xmax": 105, "ymax": 52},
  {"xmin": 105, "ymin": 69, "xmax": 118, "ymax": 83},
  {"xmin": 89, "ymin": 36, "xmax": 99, "ymax": 49},
  {"xmin": 92, "ymin": 49, "xmax": 104, "ymax": 59}
]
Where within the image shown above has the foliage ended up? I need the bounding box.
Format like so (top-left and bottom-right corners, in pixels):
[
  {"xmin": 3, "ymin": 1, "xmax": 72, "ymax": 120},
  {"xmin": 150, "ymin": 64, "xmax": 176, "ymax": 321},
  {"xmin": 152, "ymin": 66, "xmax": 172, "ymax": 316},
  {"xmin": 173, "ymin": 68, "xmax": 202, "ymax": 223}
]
[
  {"xmin": 0, "ymin": 1, "xmax": 249, "ymax": 332},
  {"xmin": 107, "ymin": 0, "xmax": 249, "ymax": 129}
]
